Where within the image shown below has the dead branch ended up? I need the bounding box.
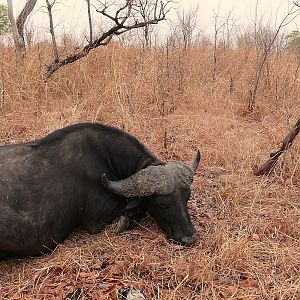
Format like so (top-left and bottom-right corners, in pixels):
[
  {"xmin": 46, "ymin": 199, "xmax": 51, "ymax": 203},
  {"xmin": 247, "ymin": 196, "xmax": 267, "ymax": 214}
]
[
  {"xmin": 43, "ymin": 0, "xmax": 171, "ymax": 81},
  {"xmin": 254, "ymin": 118, "xmax": 300, "ymax": 176}
]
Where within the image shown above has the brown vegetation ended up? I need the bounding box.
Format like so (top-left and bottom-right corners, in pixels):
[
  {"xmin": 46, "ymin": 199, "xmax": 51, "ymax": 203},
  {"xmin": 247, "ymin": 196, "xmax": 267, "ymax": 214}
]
[{"xmin": 0, "ymin": 42, "xmax": 299, "ymax": 299}]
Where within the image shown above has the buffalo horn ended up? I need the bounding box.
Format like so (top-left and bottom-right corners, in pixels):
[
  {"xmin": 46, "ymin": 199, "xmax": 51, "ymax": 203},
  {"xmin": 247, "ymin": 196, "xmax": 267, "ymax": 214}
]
[
  {"xmin": 101, "ymin": 165, "xmax": 174, "ymax": 198},
  {"xmin": 101, "ymin": 151, "xmax": 201, "ymax": 198},
  {"xmin": 190, "ymin": 150, "xmax": 201, "ymax": 174}
]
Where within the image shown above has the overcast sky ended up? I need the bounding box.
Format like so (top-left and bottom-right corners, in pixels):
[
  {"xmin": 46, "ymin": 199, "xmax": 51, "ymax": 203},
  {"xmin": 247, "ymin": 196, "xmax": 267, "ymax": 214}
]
[{"xmin": 1, "ymin": 0, "xmax": 299, "ymax": 41}]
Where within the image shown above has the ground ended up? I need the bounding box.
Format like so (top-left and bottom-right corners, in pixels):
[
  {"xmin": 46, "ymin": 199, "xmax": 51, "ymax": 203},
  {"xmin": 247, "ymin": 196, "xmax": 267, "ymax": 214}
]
[{"xmin": 0, "ymin": 43, "xmax": 299, "ymax": 299}]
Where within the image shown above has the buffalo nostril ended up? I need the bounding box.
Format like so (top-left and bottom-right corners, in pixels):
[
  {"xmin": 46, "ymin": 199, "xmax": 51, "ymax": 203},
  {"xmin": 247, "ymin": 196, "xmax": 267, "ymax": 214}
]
[{"xmin": 181, "ymin": 234, "xmax": 197, "ymax": 246}]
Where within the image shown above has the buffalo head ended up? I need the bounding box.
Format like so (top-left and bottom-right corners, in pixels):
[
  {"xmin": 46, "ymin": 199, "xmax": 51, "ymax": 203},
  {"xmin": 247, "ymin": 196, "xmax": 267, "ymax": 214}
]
[{"xmin": 101, "ymin": 151, "xmax": 201, "ymax": 246}]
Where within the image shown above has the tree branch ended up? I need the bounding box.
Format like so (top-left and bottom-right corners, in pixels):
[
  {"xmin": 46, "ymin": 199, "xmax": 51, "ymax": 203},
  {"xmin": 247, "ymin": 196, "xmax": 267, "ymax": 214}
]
[{"xmin": 43, "ymin": 0, "xmax": 170, "ymax": 81}]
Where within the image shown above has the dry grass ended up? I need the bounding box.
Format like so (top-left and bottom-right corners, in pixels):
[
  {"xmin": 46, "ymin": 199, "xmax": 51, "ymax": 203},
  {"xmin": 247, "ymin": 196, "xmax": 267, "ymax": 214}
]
[{"xmin": 0, "ymin": 42, "xmax": 299, "ymax": 299}]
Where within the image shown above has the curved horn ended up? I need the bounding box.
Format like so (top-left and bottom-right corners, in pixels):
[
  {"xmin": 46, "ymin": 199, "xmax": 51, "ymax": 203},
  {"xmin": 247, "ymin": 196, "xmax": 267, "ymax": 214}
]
[
  {"xmin": 101, "ymin": 165, "xmax": 174, "ymax": 198},
  {"xmin": 190, "ymin": 150, "xmax": 201, "ymax": 174}
]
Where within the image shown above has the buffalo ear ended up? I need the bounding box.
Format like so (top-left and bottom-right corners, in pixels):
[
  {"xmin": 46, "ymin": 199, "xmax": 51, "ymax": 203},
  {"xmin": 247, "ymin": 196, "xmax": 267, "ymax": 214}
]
[{"xmin": 121, "ymin": 197, "xmax": 144, "ymax": 217}]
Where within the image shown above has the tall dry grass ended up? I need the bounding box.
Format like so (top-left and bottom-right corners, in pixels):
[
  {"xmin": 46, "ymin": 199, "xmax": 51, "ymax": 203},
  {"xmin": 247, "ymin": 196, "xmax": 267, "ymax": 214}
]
[{"xmin": 0, "ymin": 42, "xmax": 299, "ymax": 299}]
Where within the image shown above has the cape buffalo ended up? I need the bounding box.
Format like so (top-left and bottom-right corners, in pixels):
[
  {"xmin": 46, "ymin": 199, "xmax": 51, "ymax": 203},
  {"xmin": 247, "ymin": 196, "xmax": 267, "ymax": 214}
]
[{"xmin": 0, "ymin": 123, "xmax": 200, "ymax": 259}]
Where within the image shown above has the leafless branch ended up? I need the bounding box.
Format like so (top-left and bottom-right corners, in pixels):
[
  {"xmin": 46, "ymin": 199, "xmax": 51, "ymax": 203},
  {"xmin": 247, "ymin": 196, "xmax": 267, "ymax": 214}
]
[{"xmin": 44, "ymin": 0, "xmax": 171, "ymax": 81}]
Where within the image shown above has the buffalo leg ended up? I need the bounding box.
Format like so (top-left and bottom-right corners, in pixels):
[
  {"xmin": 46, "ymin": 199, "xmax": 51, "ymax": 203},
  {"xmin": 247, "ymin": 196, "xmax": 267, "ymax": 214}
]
[
  {"xmin": 83, "ymin": 190, "xmax": 125, "ymax": 234},
  {"xmin": 116, "ymin": 202, "xmax": 147, "ymax": 233},
  {"xmin": 115, "ymin": 214, "xmax": 146, "ymax": 233}
]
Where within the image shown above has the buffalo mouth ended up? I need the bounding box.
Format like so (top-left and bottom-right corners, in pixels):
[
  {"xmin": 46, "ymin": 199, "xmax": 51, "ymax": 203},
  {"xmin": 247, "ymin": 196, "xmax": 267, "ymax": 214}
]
[{"xmin": 168, "ymin": 233, "xmax": 197, "ymax": 247}]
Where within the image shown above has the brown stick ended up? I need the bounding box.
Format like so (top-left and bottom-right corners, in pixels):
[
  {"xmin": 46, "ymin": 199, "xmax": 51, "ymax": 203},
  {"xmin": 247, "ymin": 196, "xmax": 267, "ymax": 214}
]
[{"xmin": 254, "ymin": 118, "xmax": 300, "ymax": 176}]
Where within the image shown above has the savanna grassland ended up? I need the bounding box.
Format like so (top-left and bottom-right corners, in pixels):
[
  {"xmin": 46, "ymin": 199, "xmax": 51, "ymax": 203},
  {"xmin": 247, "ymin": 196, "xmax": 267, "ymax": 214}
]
[{"xmin": 0, "ymin": 41, "xmax": 299, "ymax": 299}]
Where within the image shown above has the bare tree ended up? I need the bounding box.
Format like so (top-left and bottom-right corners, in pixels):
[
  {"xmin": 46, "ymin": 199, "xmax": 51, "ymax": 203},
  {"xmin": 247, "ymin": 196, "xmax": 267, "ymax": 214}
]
[
  {"xmin": 6, "ymin": 0, "xmax": 37, "ymax": 57},
  {"xmin": 16, "ymin": 0, "xmax": 37, "ymax": 45},
  {"xmin": 176, "ymin": 5, "xmax": 198, "ymax": 50},
  {"xmin": 136, "ymin": 0, "xmax": 158, "ymax": 49},
  {"xmin": 212, "ymin": 8, "xmax": 234, "ymax": 83},
  {"xmin": 222, "ymin": 11, "xmax": 237, "ymax": 50},
  {"xmin": 249, "ymin": 0, "xmax": 261, "ymax": 49},
  {"xmin": 7, "ymin": 0, "xmax": 25, "ymax": 56},
  {"xmin": 166, "ymin": 5, "xmax": 199, "ymax": 49},
  {"xmin": 44, "ymin": 0, "xmax": 172, "ymax": 81},
  {"xmin": 162, "ymin": 6, "xmax": 199, "ymax": 91},
  {"xmin": 248, "ymin": 3, "xmax": 300, "ymax": 112}
]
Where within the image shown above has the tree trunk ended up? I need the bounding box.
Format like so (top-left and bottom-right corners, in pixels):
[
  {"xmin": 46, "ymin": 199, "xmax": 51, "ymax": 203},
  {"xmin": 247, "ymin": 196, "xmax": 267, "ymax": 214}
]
[
  {"xmin": 16, "ymin": 0, "xmax": 37, "ymax": 44},
  {"xmin": 6, "ymin": 0, "xmax": 25, "ymax": 57},
  {"xmin": 6, "ymin": 0, "xmax": 37, "ymax": 57}
]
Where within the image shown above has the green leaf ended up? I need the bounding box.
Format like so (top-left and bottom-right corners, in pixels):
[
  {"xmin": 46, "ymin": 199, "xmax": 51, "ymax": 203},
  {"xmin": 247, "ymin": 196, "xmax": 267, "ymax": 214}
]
[{"xmin": 0, "ymin": 4, "xmax": 11, "ymax": 35}]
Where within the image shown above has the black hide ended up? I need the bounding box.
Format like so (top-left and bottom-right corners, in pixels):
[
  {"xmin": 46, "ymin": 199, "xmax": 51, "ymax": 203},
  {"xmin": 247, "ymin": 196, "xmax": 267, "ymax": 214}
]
[{"xmin": 0, "ymin": 123, "xmax": 196, "ymax": 259}]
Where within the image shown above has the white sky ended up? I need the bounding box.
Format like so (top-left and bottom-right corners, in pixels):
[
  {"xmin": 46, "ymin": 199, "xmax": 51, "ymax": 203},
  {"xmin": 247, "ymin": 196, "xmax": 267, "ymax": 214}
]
[{"xmin": 1, "ymin": 0, "xmax": 299, "ymax": 42}]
